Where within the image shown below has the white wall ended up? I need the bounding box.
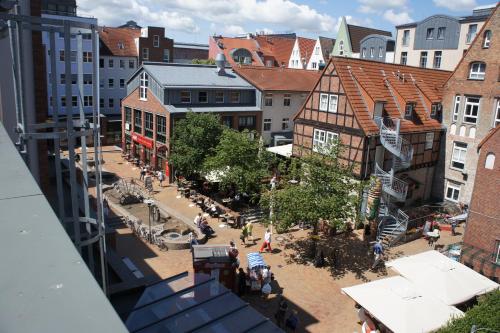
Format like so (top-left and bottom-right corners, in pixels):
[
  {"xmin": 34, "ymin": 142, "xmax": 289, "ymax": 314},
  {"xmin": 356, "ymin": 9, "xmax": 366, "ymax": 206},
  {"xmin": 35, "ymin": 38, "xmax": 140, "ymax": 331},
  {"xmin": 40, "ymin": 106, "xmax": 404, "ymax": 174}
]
[
  {"xmin": 306, "ymin": 39, "xmax": 325, "ymax": 70},
  {"xmin": 288, "ymin": 39, "xmax": 304, "ymax": 69}
]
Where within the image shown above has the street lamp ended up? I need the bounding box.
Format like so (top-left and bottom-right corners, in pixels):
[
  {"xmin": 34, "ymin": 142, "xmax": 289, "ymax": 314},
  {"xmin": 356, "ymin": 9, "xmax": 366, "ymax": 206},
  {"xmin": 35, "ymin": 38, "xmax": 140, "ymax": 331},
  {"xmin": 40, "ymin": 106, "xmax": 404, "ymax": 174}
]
[{"xmin": 144, "ymin": 199, "xmax": 155, "ymax": 243}]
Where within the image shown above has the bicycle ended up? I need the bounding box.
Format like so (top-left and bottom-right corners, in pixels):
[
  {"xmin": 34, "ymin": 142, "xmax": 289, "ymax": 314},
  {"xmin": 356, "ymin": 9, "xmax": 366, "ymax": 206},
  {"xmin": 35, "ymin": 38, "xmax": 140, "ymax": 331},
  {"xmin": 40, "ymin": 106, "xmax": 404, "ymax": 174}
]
[{"xmin": 157, "ymin": 238, "xmax": 168, "ymax": 252}]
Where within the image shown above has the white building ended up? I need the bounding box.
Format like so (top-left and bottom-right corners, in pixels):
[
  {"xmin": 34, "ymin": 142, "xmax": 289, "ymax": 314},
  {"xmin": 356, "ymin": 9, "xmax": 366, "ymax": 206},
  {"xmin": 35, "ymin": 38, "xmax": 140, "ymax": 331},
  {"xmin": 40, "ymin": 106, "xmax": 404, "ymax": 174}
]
[
  {"xmin": 288, "ymin": 37, "xmax": 316, "ymax": 69},
  {"xmin": 394, "ymin": 5, "xmax": 495, "ymax": 70},
  {"xmin": 306, "ymin": 36, "xmax": 335, "ymax": 70}
]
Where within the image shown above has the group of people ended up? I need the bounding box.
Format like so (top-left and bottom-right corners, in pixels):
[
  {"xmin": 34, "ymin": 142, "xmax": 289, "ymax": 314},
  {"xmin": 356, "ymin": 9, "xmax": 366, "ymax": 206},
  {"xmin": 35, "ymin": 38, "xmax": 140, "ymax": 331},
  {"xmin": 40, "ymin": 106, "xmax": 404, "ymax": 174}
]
[
  {"xmin": 139, "ymin": 166, "xmax": 165, "ymax": 187},
  {"xmin": 193, "ymin": 213, "xmax": 215, "ymax": 237}
]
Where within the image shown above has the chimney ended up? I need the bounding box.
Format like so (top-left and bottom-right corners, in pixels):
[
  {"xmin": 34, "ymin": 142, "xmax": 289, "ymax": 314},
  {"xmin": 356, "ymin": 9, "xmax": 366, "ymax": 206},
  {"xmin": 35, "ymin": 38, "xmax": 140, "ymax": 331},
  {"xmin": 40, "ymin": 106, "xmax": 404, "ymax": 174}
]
[{"xmin": 215, "ymin": 53, "xmax": 226, "ymax": 76}]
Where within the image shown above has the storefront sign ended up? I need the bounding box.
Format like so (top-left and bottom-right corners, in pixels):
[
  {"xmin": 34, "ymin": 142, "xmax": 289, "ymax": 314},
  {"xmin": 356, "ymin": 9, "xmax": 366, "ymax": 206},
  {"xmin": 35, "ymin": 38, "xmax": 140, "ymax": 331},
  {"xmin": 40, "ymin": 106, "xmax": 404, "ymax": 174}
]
[{"xmin": 131, "ymin": 133, "xmax": 153, "ymax": 149}]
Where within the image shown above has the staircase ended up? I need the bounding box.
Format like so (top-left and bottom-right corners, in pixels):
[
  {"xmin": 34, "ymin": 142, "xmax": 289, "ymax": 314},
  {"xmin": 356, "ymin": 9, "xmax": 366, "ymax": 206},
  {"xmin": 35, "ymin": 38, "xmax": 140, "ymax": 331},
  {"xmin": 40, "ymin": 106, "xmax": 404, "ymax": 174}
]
[{"xmin": 374, "ymin": 117, "xmax": 413, "ymax": 247}]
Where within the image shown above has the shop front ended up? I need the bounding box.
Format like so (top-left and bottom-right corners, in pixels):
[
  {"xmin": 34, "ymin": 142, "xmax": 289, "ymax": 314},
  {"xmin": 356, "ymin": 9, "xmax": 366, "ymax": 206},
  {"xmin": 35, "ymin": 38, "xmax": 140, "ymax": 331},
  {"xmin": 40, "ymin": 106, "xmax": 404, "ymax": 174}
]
[{"xmin": 131, "ymin": 133, "xmax": 153, "ymax": 165}]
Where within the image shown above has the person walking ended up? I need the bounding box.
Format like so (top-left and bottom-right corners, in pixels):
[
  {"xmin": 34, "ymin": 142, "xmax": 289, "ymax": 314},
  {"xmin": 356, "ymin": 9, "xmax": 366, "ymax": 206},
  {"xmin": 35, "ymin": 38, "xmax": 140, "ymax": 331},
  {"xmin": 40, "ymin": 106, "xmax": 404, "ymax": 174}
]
[
  {"xmin": 140, "ymin": 166, "xmax": 146, "ymax": 181},
  {"xmin": 194, "ymin": 213, "xmax": 202, "ymax": 228},
  {"xmin": 237, "ymin": 268, "xmax": 247, "ymax": 297},
  {"xmin": 240, "ymin": 225, "xmax": 248, "ymax": 245},
  {"xmin": 260, "ymin": 229, "xmax": 272, "ymax": 253},
  {"xmin": 157, "ymin": 170, "xmax": 164, "ymax": 187},
  {"xmin": 372, "ymin": 240, "xmax": 384, "ymax": 270},
  {"xmin": 246, "ymin": 221, "xmax": 255, "ymax": 244}
]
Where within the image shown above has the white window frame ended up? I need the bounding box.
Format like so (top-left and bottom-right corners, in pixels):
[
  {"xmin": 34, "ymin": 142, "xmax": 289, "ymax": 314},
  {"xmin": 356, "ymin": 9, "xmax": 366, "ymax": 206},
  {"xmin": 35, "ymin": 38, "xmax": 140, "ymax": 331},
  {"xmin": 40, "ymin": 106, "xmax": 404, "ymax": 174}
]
[
  {"xmin": 362, "ymin": 48, "xmax": 366, "ymax": 58},
  {"xmin": 466, "ymin": 24, "xmax": 477, "ymax": 44},
  {"xmin": 495, "ymin": 241, "xmax": 500, "ymax": 265},
  {"xmin": 139, "ymin": 72, "xmax": 148, "ymax": 101},
  {"xmin": 437, "ymin": 27, "xmax": 445, "ymax": 40},
  {"xmin": 426, "ymin": 28, "xmax": 434, "ymax": 39},
  {"xmin": 420, "ymin": 51, "xmax": 427, "ymax": 68},
  {"xmin": 494, "ymin": 100, "xmax": 500, "ymax": 127},
  {"xmin": 263, "ymin": 118, "xmax": 272, "ymax": 132},
  {"xmin": 485, "ymin": 153, "xmax": 495, "ymax": 170},
  {"xmin": 282, "ymin": 118, "xmax": 290, "ymax": 131},
  {"xmin": 215, "ymin": 91, "xmax": 224, "ymax": 103},
  {"xmin": 452, "ymin": 95, "xmax": 461, "ymax": 122},
  {"xmin": 401, "ymin": 52, "xmax": 407, "ymax": 65},
  {"xmin": 163, "ymin": 49, "xmax": 170, "ymax": 62},
  {"xmin": 378, "ymin": 47, "xmax": 383, "ymax": 58},
  {"xmin": 483, "ymin": 30, "xmax": 492, "ymax": 48},
  {"xmin": 83, "ymin": 95, "xmax": 93, "ymax": 107},
  {"xmin": 319, "ymin": 93, "xmax": 329, "ymax": 111},
  {"xmin": 402, "ymin": 30, "xmax": 410, "ymax": 46},
  {"xmin": 463, "ymin": 96, "xmax": 480, "ymax": 124},
  {"xmin": 451, "ymin": 142, "xmax": 467, "ymax": 170},
  {"xmin": 284, "ymin": 93, "xmax": 291, "ymax": 107},
  {"xmin": 142, "ymin": 47, "xmax": 149, "ymax": 60},
  {"xmin": 82, "ymin": 51, "xmax": 92, "ymax": 63},
  {"xmin": 313, "ymin": 129, "xmax": 338, "ymax": 153},
  {"xmin": 180, "ymin": 91, "xmax": 191, "ymax": 103},
  {"xmin": 445, "ymin": 182, "xmax": 460, "ymax": 202},
  {"xmin": 370, "ymin": 47, "xmax": 374, "ymax": 58},
  {"xmin": 469, "ymin": 62, "xmax": 486, "ymax": 80},
  {"xmin": 425, "ymin": 132, "xmax": 434, "ymax": 150},
  {"xmin": 328, "ymin": 94, "xmax": 338, "ymax": 113},
  {"xmin": 153, "ymin": 35, "xmax": 159, "ymax": 47},
  {"xmin": 433, "ymin": 51, "xmax": 442, "ymax": 69},
  {"xmin": 264, "ymin": 93, "xmax": 273, "ymax": 106}
]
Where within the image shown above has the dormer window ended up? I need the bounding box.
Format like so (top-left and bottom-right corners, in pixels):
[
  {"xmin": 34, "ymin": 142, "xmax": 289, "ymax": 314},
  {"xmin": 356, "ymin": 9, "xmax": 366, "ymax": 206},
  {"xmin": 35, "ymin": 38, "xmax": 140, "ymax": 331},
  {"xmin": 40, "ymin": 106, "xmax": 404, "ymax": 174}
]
[
  {"xmin": 437, "ymin": 27, "xmax": 445, "ymax": 40},
  {"xmin": 426, "ymin": 28, "xmax": 434, "ymax": 39},
  {"xmin": 431, "ymin": 103, "xmax": 442, "ymax": 119},
  {"xmin": 118, "ymin": 42, "xmax": 124, "ymax": 49},
  {"xmin": 139, "ymin": 72, "xmax": 148, "ymax": 100},
  {"xmin": 469, "ymin": 62, "xmax": 486, "ymax": 80},
  {"xmin": 404, "ymin": 103, "xmax": 414, "ymax": 119},
  {"xmin": 483, "ymin": 30, "xmax": 492, "ymax": 48},
  {"xmin": 339, "ymin": 40, "xmax": 344, "ymax": 56}
]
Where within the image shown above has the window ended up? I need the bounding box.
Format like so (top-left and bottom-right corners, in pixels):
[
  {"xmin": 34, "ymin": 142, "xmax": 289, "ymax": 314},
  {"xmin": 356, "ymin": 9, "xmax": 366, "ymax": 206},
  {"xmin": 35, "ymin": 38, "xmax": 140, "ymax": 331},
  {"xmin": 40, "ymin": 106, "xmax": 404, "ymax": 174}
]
[
  {"xmin": 83, "ymin": 74, "xmax": 92, "ymax": 85},
  {"xmin": 319, "ymin": 93, "xmax": 329, "ymax": 111},
  {"xmin": 153, "ymin": 35, "xmax": 159, "ymax": 47},
  {"xmin": 263, "ymin": 118, "xmax": 272, "ymax": 131},
  {"xmin": 495, "ymin": 100, "xmax": 500, "ymax": 127},
  {"xmin": 142, "ymin": 48, "xmax": 149, "ymax": 60},
  {"xmin": 265, "ymin": 93, "xmax": 273, "ymax": 106},
  {"xmin": 446, "ymin": 182, "xmax": 460, "ymax": 202},
  {"xmin": 369, "ymin": 47, "xmax": 374, "ymax": 58},
  {"xmin": 120, "ymin": 79, "xmax": 125, "ymax": 88},
  {"xmin": 81, "ymin": 33, "xmax": 91, "ymax": 40},
  {"xmin": 312, "ymin": 62, "xmax": 317, "ymax": 69},
  {"xmin": 198, "ymin": 91, "xmax": 208, "ymax": 103},
  {"xmin": 100, "ymin": 98, "xmax": 104, "ymax": 108},
  {"xmin": 433, "ymin": 51, "xmax": 442, "ymax": 69},
  {"xmin": 284, "ymin": 94, "xmax": 291, "ymax": 107},
  {"xmin": 82, "ymin": 51, "xmax": 92, "ymax": 62},
  {"xmin": 431, "ymin": 103, "xmax": 440, "ymax": 117},
  {"xmin": 238, "ymin": 116, "xmax": 256, "ymax": 131},
  {"xmin": 315, "ymin": 46, "xmax": 320, "ymax": 55},
  {"xmin": 72, "ymin": 96, "xmax": 77, "ymax": 107},
  {"xmin": 401, "ymin": 52, "xmax": 407, "ymax": 65},
  {"xmin": 453, "ymin": 95, "xmax": 461, "ymax": 122},
  {"xmin": 120, "ymin": 59, "xmax": 125, "ymax": 68},
  {"xmin": 108, "ymin": 78, "xmax": 114, "ymax": 88},
  {"xmin": 282, "ymin": 118, "xmax": 290, "ymax": 130},
  {"xmin": 485, "ymin": 153, "xmax": 495, "ymax": 170},
  {"xmin": 379, "ymin": 47, "xmax": 383, "ymax": 58},
  {"xmin": 139, "ymin": 72, "xmax": 148, "ymax": 100},
  {"xmin": 108, "ymin": 98, "xmax": 114, "ymax": 108},
  {"xmin": 144, "ymin": 112, "xmax": 153, "ymax": 138},
  {"xmin": 495, "ymin": 241, "xmax": 500, "ymax": 265},
  {"xmin": 108, "ymin": 59, "xmax": 114, "ymax": 68},
  {"xmin": 426, "ymin": 28, "xmax": 434, "ymax": 39},
  {"xmin": 215, "ymin": 91, "xmax": 224, "ymax": 103},
  {"xmin": 313, "ymin": 129, "xmax": 338, "ymax": 153},
  {"xmin": 420, "ymin": 51, "xmax": 427, "ymax": 68},
  {"xmin": 466, "ymin": 24, "xmax": 477, "ymax": 44},
  {"xmin": 230, "ymin": 91, "xmax": 240, "ymax": 103},
  {"xmin": 362, "ymin": 48, "xmax": 366, "ymax": 58},
  {"xmin": 328, "ymin": 94, "xmax": 338, "ymax": 113},
  {"xmin": 156, "ymin": 115, "xmax": 167, "ymax": 143},
  {"xmin": 61, "ymin": 96, "xmax": 66, "ymax": 107},
  {"xmin": 129, "ymin": 60, "xmax": 135, "ymax": 69},
  {"xmin": 402, "ymin": 30, "xmax": 410, "ymax": 46},
  {"xmin": 59, "ymin": 50, "xmax": 65, "ymax": 61},
  {"xmin": 134, "ymin": 109, "xmax": 142, "ymax": 133},
  {"xmin": 99, "ymin": 79, "xmax": 104, "ymax": 88},
  {"xmin": 469, "ymin": 62, "xmax": 486, "ymax": 80},
  {"xmin": 163, "ymin": 49, "xmax": 170, "ymax": 62},
  {"xmin": 451, "ymin": 142, "xmax": 467, "ymax": 170},
  {"xmin": 405, "ymin": 103, "xmax": 414, "ymax": 119},
  {"xmin": 483, "ymin": 30, "xmax": 492, "ymax": 48},
  {"xmin": 83, "ymin": 95, "xmax": 93, "ymax": 107},
  {"xmin": 339, "ymin": 40, "xmax": 344, "ymax": 56},
  {"xmin": 118, "ymin": 42, "xmax": 124, "ymax": 49},
  {"xmin": 180, "ymin": 91, "xmax": 191, "ymax": 103},
  {"xmin": 99, "ymin": 58, "xmax": 104, "ymax": 68},
  {"xmin": 463, "ymin": 97, "xmax": 480, "ymax": 124},
  {"xmin": 222, "ymin": 116, "xmax": 233, "ymax": 128},
  {"xmin": 425, "ymin": 132, "xmax": 434, "ymax": 150},
  {"xmin": 437, "ymin": 27, "xmax": 445, "ymax": 40},
  {"xmin": 125, "ymin": 108, "xmax": 132, "ymax": 127}
]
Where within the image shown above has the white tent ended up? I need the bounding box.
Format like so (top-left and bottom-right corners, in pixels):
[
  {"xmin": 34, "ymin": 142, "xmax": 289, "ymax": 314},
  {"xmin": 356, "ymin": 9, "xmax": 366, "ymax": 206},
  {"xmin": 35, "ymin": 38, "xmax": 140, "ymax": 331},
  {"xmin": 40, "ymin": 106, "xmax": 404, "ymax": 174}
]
[
  {"xmin": 342, "ymin": 276, "xmax": 463, "ymax": 333},
  {"xmin": 266, "ymin": 144, "xmax": 293, "ymax": 158},
  {"xmin": 386, "ymin": 250, "xmax": 499, "ymax": 306}
]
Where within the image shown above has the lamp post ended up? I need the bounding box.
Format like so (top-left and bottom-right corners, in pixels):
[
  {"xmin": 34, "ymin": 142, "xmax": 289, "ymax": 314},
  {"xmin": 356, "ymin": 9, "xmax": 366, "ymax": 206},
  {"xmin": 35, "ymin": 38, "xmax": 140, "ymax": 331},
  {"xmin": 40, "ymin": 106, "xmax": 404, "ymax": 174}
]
[{"xmin": 144, "ymin": 199, "xmax": 154, "ymax": 243}]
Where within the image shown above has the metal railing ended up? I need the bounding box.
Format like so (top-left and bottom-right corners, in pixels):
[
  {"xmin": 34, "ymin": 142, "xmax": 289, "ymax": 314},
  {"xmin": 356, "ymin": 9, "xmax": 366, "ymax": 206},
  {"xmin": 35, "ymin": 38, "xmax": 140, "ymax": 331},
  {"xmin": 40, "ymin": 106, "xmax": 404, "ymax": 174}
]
[{"xmin": 374, "ymin": 164, "xmax": 408, "ymax": 202}]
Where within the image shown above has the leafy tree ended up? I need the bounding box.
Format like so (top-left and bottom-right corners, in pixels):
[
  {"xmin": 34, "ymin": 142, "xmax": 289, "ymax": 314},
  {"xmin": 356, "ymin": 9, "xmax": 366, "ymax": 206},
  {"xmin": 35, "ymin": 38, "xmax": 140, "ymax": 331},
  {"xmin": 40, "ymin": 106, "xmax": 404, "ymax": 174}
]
[
  {"xmin": 260, "ymin": 140, "xmax": 358, "ymax": 235},
  {"xmin": 169, "ymin": 112, "xmax": 223, "ymax": 178},
  {"xmin": 204, "ymin": 129, "xmax": 273, "ymax": 199},
  {"xmin": 437, "ymin": 290, "xmax": 500, "ymax": 333},
  {"xmin": 191, "ymin": 58, "xmax": 216, "ymax": 65}
]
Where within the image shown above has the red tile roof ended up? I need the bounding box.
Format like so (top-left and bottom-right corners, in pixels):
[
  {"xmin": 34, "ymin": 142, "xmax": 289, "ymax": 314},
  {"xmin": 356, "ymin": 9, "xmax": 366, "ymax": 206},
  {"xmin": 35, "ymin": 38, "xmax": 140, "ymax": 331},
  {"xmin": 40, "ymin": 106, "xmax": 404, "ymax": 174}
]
[
  {"xmin": 478, "ymin": 125, "xmax": 500, "ymax": 150},
  {"xmin": 99, "ymin": 27, "xmax": 140, "ymax": 57},
  {"xmin": 296, "ymin": 37, "xmax": 316, "ymax": 64},
  {"xmin": 234, "ymin": 66, "xmax": 320, "ymax": 92},
  {"xmin": 255, "ymin": 35, "xmax": 295, "ymax": 67},
  {"xmin": 329, "ymin": 57, "xmax": 451, "ymax": 135},
  {"xmin": 212, "ymin": 36, "xmax": 264, "ymax": 66}
]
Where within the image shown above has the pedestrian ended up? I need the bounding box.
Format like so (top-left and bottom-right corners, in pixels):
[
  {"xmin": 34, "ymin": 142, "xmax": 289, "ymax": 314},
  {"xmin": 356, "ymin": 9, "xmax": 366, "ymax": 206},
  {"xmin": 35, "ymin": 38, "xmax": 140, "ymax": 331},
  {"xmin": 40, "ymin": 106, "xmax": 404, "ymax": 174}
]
[
  {"xmin": 229, "ymin": 241, "xmax": 240, "ymax": 268},
  {"xmin": 285, "ymin": 310, "xmax": 298, "ymax": 332},
  {"xmin": 274, "ymin": 295, "xmax": 288, "ymax": 328},
  {"xmin": 157, "ymin": 170, "xmax": 164, "ymax": 187},
  {"xmin": 188, "ymin": 232, "xmax": 198, "ymax": 252},
  {"xmin": 372, "ymin": 240, "xmax": 384, "ymax": 270},
  {"xmin": 451, "ymin": 220, "xmax": 457, "ymax": 236},
  {"xmin": 194, "ymin": 213, "xmax": 202, "ymax": 228},
  {"xmin": 140, "ymin": 166, "xmax": 146, "ymax": 181},
  {"xmin": 237, "ymin": 268, "xmax": 247, "ymax": 297},
  {"xmin": 259, "ymin": 228, "xmax": 272, "ymax": 253},
  {"xmin": 240, "ymin": 225, "xmax": 248, "ymax": 245},
  {"xmin": 246, "ymin": 221, "xmax": 255, "ymax": 244}
]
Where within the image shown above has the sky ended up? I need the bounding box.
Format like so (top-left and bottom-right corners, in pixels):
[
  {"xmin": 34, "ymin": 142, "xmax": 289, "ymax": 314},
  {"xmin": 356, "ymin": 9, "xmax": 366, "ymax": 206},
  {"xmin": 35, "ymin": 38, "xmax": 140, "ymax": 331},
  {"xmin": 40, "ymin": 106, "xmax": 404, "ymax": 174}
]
[{"xmin": 78, "ymin": 0, "xmax": 497, "ymax": 43}]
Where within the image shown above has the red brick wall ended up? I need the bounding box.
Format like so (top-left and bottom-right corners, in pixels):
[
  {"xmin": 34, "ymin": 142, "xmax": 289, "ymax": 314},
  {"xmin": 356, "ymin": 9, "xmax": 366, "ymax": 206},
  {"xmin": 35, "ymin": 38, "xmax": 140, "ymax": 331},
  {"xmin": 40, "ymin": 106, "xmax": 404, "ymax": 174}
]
[{"xmin": 138, "ymin": 27, "xmax": 174, "ymax": 64}]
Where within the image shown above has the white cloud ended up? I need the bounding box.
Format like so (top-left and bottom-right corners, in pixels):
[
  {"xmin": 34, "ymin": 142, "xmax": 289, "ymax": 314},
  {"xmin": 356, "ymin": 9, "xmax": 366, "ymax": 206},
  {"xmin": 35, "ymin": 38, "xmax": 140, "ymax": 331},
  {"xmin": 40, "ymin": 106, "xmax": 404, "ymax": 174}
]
[
  {"xmin": 433, "ymin": 0, "xmax": 478, "ymax": 12},
  {"xmin": 223, "ymin": 25, "xmax": 246, "ymax": 35},
  {"xmin": 256, "ymin": 28, "xmax": 275, "ymax": 34},
  {"xmin": 357, "ymin": 0, "xmax": 407, "ymax": 12},
  {"xmin": 383, "ymin": 9, "xmax": 412, "ymax": 25}
]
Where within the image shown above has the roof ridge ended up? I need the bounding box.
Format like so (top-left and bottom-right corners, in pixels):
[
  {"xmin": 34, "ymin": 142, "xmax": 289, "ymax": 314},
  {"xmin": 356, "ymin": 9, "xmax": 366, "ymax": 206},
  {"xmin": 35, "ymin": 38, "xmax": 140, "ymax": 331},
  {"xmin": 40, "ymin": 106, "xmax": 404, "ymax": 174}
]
[{"xmin": 346, "ymin": 23, "xmax": 391, "ymax": 33}]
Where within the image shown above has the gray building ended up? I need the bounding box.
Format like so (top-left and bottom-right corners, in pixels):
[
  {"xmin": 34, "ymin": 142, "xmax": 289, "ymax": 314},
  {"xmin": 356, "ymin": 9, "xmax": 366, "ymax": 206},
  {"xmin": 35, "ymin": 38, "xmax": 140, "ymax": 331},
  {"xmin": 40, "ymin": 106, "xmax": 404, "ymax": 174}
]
[
  {"xmin": 359, "ymin": 34, "xmax": 395, "ymax": 63},
  {"xmin": 173, "ymin": 42, "xmax": 209, "ymax": 63}
]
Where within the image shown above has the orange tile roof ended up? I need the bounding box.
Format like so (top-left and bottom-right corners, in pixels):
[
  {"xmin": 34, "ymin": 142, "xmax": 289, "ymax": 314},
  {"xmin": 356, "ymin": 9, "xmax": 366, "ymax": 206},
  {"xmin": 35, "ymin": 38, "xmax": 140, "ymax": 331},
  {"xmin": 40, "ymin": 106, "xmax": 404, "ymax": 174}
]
[
  {"xmin": 255, "ymin": 35, "xmax": 295, "ymax": 66},
  {"xmin": 478, "ymin": 125, "xmax": 500, "ymax": 150},
  {"xmin": 99, "ymin": 27, "xmax": 140, "ymax": 57},
  {"xmin": 296, "ymin": 37, "xmax": 316, "ymax": 64},
  {"xmin": 330, "ymin": 57, "xmax": 451, "ymax": 135},
  {"xmin": 234, "ymin": 66, "xmax": 320, "ymax": 92},
  {"xmin": 212, "ymin": 36, "xmax": 263, "ymax": 66}
]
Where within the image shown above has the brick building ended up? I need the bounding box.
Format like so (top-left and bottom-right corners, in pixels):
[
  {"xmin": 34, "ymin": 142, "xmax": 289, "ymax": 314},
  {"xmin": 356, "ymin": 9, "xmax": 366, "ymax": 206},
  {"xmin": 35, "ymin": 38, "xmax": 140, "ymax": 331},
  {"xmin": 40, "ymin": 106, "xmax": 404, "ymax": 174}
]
[
  {"xmin": 121, "ymin": 58, "xmax": 260, "ymax": 176},
  {"xmin": 137, "ymin": 26, "xmax": 174, "ymax": 64},
  {"xmin": 460, "ymin": 126, "xmax": 500, "ymax": 282},
  {"xmin": 437, "ymin": 4, "xmax": 500, "ymax": 204}
]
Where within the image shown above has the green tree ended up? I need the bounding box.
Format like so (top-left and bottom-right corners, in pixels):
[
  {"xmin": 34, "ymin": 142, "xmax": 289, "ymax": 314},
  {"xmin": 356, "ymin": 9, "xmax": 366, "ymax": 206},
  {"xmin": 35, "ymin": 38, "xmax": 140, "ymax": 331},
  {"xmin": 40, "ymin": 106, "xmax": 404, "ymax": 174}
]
[
  {"xmin": 169, "ymin": 112, "xmax": 223, "ymax": 178},
  {"xmin": 260, "ymin": 141, "xmax": 358, "ymax": 235},
  {"xmin": 204, "ymin": 129, "xmax": 273, "ymax": 199},
  {"xmin": 438, "ymin": 290, "xmax": 500, "ymax": 333},
  {"xmin": 191, "ymin": 58, "xmax": 216, "ymax": 65}
]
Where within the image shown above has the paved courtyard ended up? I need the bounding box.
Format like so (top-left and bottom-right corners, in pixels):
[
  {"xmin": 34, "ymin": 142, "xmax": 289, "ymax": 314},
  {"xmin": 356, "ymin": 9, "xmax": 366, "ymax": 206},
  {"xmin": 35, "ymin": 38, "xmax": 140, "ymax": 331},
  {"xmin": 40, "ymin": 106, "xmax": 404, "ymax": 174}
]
[{"xmin": 100, "ymin": 148, "xmax": 464, "ymax": 333}]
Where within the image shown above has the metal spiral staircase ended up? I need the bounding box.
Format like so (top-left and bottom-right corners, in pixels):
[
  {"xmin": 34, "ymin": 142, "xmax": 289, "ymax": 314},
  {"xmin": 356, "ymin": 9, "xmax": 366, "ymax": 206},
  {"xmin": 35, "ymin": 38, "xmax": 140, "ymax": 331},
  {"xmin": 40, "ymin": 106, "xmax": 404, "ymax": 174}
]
[{"xmin": 374, "ymin": 117, "xmax": 413, "ymax": 247}]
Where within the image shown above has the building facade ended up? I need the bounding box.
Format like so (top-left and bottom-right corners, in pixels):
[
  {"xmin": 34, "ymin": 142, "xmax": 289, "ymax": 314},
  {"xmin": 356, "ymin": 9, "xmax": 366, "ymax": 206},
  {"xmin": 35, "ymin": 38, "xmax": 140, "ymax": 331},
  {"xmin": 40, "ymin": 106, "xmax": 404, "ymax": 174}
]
[
  {"xmin": 359, "ymin": 34, "xmax": 395, "ymax": 63},
  {"xmin": 137, "ymin": 26, "xmax": 174, "ymax": 65},
  {"xmin": 437, "ymin": 4, "xmax": 500, "ymax": 204},
  {"xmin": 288, "ymin": 37, "xmax": 316, "ymax": 69},
  {"xmin": 234, "ymin": 66, "xmax": 320, "ymax": 145},
  {"xmin": 306, "ymin": 37, "xmax": 335, "ymax": 70},
  {"xmin": 394, "ymin": 6, "xmax": 495, "ymax": 70},
  {"xmin": 121, "ymin": 61, "xmax": 261, "ymax": 175},
  {"xmin": 331, "ymin": 17, "xmax": 392, "ymax": 58},
  {"xmin": 460, "ymin": 126, "xmax": 500, "ymax": 282},
  {"xmin": 173, "ymin": 42, "xmax": 209, "ymax": 63}
]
